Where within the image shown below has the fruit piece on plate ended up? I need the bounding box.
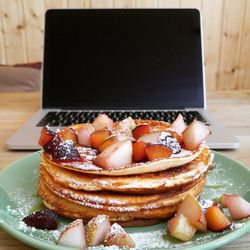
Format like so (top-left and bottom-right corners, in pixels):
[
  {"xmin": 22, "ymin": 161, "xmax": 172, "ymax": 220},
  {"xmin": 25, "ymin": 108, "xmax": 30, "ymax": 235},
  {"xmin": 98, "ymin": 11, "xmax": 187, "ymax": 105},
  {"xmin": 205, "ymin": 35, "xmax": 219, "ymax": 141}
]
[
  {"xmin": 90, "ymin": 129, "xmax": 112, "ymax": 149},
  {"xmin": 170, "ymin": 113, "xmax": 186, "ymax": 134},
  {"xmin": 77, "ymin": 124, "xmax": 95, "ymax": 147},
  {"xmin": 104, "ymin": 223, "xmax": 135, "ymax": 248},
  {"xmin": 99, "ymin": 134, "xmax": 131, "ymax": 153},
  {"xmin": 22, "ymin": 209, "xmax": 59, "ymax": 230},
  {"xmin": 132, "ymin": 124, "xmax": 151, "ymax": 140},
  {"xmin": 206, "ymin": 206, "xmax": 231, "ymax": 231},
  {"xmin": 176, "ymin": 194, "xmax": 207, "ymax": 232},
  {"xmin": 113, "ymin": 117, "xmax": 136, "ymax": 136},
  {"xmin": 132, "ymin": 141, "xmax": 147, "ymax": 162},
  {"xmin": 58, "ymin": 127, "xmax": 78, "ymax": 144},
  {"xmin": 38, "ymin": 126, "xmax": 55, "ymax": 147},
  {"xmin": 167, "ymin": 214, "xmax": 197, "ymax": 242},
  {"xmin": 58, "ymin": 219, "xmax": 86, "ymax": 249},
  {"xmin": 221, "ymin": 194, "xmax": 250, "ymax": 220},
  {"xmin": 145, "ymin": 144, "xmax": 172, "ymax": 161},
  {"xmin": 182, "ymin": 120, "xmax": 210, "ymax": 150},
  {"xmin": 43, "ymin": 135, "xmax": 62, "ymax": 154},
  {"xmin": 92, "ymin": 114, "xmax": 113, "ymax": 130},
  {"xmin": 138, "ymin": 131, "xmax": 161, "ymax": 144},
  {"xmin": 85, "ymin": 215, "xmax": 111, "ymax": 247},
  {"xmin": 93, "ymin": 140, "xmax": 132, "ymax": 170},
  {"xmin": 166, "ymin": 129, "xmax": 183, "ymax": 144}
]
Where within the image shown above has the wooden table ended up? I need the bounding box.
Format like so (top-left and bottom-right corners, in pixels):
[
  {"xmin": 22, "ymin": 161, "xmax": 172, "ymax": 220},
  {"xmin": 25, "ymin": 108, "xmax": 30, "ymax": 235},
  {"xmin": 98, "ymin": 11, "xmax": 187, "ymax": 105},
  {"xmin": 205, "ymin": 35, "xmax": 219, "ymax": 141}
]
[{"xmin": 0, "ymin": 91, "xmax": 249, "ymax": 249}]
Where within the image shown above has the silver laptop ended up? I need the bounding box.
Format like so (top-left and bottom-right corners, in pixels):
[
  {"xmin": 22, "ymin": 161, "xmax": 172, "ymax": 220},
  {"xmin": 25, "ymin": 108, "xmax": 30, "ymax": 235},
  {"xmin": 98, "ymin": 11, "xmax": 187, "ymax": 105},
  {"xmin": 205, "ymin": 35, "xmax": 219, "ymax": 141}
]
[{"xmin": 6, "ymin": 9, "xmax": 239, "ymax": 150}]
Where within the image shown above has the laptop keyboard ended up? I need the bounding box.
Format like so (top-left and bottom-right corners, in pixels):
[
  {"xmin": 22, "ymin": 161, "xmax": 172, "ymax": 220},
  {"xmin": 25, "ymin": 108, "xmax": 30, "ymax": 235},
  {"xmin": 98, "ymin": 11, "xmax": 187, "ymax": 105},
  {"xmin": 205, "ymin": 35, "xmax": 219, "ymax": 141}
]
[{"xmin": 37, "ymin": 111, "xmax": 209, "ymax": 127}]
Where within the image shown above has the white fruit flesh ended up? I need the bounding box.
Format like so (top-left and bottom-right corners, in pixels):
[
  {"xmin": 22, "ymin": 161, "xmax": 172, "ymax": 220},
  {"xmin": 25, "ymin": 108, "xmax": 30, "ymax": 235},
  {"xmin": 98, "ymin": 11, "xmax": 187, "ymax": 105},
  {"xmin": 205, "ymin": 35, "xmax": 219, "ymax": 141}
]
[
  {"xmin": 138, "ymin": 132, "xmax": 161, "ymax": 144},
  {"xmin": 92, "ymin": 114, "xmax": 113, "ymax": 130},
  {"xmin": 77, "ymin": 124, "xmax": 95, "ymax": 147},
  {"xmin": 170, "ymin": 114, "xmax": 186, "ymax": 134}
]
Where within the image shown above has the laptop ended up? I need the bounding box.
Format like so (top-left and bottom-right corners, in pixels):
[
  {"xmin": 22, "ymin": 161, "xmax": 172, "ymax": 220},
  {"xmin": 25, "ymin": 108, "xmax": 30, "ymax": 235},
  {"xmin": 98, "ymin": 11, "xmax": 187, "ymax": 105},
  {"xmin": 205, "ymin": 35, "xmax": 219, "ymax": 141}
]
[{"xmin": 6, "ymin": 8, "xmax": 239, "ymax": 150}]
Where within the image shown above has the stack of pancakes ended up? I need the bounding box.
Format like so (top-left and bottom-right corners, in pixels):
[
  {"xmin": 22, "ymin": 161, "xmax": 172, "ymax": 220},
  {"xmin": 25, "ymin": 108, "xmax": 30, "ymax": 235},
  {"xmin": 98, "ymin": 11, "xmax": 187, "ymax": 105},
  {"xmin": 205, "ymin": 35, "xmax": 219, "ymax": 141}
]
[{"xmin": 38, "ymin": 121, "xmax": 213, "ymax": 226}]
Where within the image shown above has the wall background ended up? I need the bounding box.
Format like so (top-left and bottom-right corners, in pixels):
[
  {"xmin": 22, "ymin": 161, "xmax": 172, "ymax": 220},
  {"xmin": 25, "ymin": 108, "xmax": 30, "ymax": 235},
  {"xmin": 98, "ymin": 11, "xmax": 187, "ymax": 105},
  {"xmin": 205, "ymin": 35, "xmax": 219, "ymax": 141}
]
[{"xmin": 0, "ymin": 0, "xmax": 249, "ymax": 91}]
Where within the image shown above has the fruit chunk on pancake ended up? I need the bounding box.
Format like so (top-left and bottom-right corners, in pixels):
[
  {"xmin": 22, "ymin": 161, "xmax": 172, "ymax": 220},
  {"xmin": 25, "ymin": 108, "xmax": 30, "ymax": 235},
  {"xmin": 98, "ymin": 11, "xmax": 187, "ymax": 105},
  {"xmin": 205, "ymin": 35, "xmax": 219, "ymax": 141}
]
[{"xmin": 41, "ymin": 148, "xmax": 212, "ymax": 194}]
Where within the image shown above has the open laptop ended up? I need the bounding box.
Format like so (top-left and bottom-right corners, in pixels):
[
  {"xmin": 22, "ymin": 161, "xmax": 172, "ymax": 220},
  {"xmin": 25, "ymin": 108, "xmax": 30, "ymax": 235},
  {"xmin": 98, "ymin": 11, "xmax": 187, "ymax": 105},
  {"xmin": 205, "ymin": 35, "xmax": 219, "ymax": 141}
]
[{"xmin": 6, "ymin": 8, "xmax": 239, "ymax": 150}]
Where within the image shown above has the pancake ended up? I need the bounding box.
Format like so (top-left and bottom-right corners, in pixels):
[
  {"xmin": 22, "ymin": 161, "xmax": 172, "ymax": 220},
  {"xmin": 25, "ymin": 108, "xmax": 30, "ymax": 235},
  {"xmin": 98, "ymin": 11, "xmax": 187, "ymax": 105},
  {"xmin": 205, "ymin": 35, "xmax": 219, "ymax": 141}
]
[
  {"xmin": 38, "ymin": 173, "xmax": 206, "ymax": 226},
  {"xmin": 41, "ymin": 147, "xmax": 212, "ymax": 194}
]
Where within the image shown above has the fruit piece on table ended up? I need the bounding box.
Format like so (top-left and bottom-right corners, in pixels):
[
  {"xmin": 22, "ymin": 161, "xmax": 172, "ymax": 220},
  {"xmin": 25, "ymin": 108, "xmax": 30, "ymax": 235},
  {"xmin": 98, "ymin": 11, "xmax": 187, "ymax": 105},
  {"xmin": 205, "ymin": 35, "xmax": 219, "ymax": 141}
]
[
  {"xmin": 58, "ymin": 219, "xmax": 87, "ymax": 249},
  {"xmin": 58, "ymin": 127, "xmax": 78, "ymax": 144},
  {"xmin": 22, "ymin": 209, "xmax": 59, "ymax": 230},
  {"xmin": 145, "ymin": 144, "xmax": 172, "ymax": 161},
  {"xmin": 206, "ymin": 206, "xmax": 231, "ymax": 231},
  {"xmin": 221, "ymin": 194, "xmax": 250, "ymax": 220},
  {"xmin": 167, "ymin": 214, "xmax": 197, "ymax": 242},
  {"xmin": 85, "ymin": 215, "xmax": 111, "ymax": 247},
  {"xmin": 132, "ymin": 124, "xmax": 151, "ymax": 140},
  {"xmin": 170, "ymin": 113, "xmax": 186, "ymax": 134},
  {"xmin": 92, "ymin": 113, "xmax": 113, "ymax": 130},
  {"xmin": 182, "ymin": 120, "xmax": 210, "ymax": 150},
  {"xmin": 176, "ymin": 194, "xmax": 207, "ymax": 232},
  {"xmin": 138, "ymin": 131, "xmax": 161, "ymax": 144},
  {"xmin": 93, "ymin": 140, "xmax": 133, "ymax": 170},
  {"xmin": 104, "ymin": 223, "xmax": 135, "ymax": 248},
  {"xmin": 132, "ymin": 141, "xmax": 147, "ymax": 162},
  {"xmin": 77, "ymin": 124, "xmax": 95, "ymax": 147},
  {"xmin": 90, "ymin": 129, "xmax": 112, "ymax": 149},
  {"xmin": 38, "ymin": 126, "xmax": 55, "ymax": 147}
]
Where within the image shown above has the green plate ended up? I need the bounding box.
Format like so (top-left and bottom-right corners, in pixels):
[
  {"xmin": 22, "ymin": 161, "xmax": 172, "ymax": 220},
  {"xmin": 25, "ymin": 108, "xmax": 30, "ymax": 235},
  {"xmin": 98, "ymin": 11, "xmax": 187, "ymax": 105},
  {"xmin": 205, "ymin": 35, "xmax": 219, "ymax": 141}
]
[{"xmin": 0, "ymin": 151, "xmax": 250, "ymax": 250}]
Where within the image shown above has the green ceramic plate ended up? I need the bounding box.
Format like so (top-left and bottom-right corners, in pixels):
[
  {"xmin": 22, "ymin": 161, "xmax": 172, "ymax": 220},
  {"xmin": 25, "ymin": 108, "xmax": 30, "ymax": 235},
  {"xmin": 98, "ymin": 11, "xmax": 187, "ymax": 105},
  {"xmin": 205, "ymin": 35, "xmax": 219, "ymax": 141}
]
[{"xmin": 0, "ymin": 151, "xmax": 250, "ymax": 250}]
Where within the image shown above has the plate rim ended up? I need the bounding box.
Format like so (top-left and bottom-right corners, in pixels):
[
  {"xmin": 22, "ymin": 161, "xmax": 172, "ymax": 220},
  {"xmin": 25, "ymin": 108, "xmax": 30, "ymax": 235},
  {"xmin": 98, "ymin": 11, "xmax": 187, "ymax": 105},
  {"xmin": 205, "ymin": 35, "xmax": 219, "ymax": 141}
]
[{"xmin": 0, "ymin": 150, "xmax": 250, "ymax": 250}]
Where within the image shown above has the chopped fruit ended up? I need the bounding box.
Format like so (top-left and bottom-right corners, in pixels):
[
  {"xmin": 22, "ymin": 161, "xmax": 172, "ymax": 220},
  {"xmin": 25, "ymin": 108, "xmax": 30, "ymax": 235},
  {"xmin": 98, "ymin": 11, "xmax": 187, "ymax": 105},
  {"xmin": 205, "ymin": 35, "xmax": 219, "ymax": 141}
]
[
  {"xmin": 167, "ymin": 214, "xmax": 197, "ymax": 242},
  {"xmin": 158, "ymin": 132, "xmax": 181, "ymax": 154},
  {"xmin": 221, "ymin": 194, "xmax": 250, "ymax": 220},
  {"xmin": 58, "ymin": 127, "xmax": 78, "ymax": 144},
  {"xmin": 170, "ymin": 113, "xmax": 186, "ymax": 134},
  {"xmin": 113, "ymin": 117, "xmax": 136, "ymax": 136},
  {"xmin": 132, "ymin": 124, "xmax": 151, "ymax": 140},
  {"xmin": 200, "ymin": 199, "xmax": 221, "ymax": 214},
  {"xmin": 182, "ymin": 120, "xmax": 210, "ymax": 150},
  {"xmin": 132, "ymin": 141, "xmax": 147, "ymax": 162},
  {"xmin": 99, "ymin": 134, "xmax": 130, "ymax": 153},
  {"xmin": 43, "ymin": 135, "xmax": 62, "ymax": 154},
  {"xmin": 77, "ymin": 124, "xmax": 95, "ymax": 147},
  {"xmin": 145, "ymin": 144, "xmax": 172, "ymax": 161},
  {"xmin": 104, "ymin": 223, "xmax": 135, "ymax": 248},
  {"xmin": 90, "ymin": 130, "xmax": 112, "ymax": 149},
  {"xmin": 38, "ymin": 126, "xmax": 55, "ymax": 147},
  {"xmin": 22, "ymin": 209, "xmax": 59, "ymax": 230},
  {"xmin": 93, "ymin": 140, "xmax": 133, "ymax": 170},
  {"xmin": 58, "ymin": 219, "xmax": 87, "ymax": 249},
  {"xmin": 176, "ymin": 194, "xmax": 207, "ymax": 232},
  {"xmin": 206, "ymin": 206, "xmax": 231, "ymax": 232},
  {"xmin": 166, "ymin": 129, "xmax": 183, "ymax": 144},
  {"xmin": 85, "ymin": 215, "xmax": 111, "ymax": 247},
  {"xmin": 92, "ymin": 114, "xmax": 113, "ymax": 130},
  {"xmin": 138, "ymin": 131, "xmax": 161, "ymax": 144}
]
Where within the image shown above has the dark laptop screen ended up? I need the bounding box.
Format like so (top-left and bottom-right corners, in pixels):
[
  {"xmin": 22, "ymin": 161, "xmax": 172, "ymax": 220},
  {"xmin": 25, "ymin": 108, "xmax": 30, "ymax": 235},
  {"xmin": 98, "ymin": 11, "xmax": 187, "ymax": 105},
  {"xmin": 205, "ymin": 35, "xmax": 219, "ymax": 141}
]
[{"xmin": 43, "ymin": 9, "xmax": 204, "ymax": 109}]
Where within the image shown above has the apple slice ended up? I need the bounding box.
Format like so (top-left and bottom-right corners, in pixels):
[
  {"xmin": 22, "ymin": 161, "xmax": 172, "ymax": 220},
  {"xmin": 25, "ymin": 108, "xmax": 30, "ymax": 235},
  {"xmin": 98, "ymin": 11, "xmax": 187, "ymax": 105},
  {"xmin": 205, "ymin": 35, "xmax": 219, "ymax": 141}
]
[
  {"xmin": 170, "ymin": 114, "xmax": 186, "ymax": 134},
  {"xmin": 221, "ymin": 194, "xmax": 250, "ymax": 220},
  {"xmin": 138, "ymin": 131, "xmax": 161, "ymax": 144},
  {"xmin": 176, "ymin": 194, "xmax": 207, "ymax": 232},
  {"xmin": 85, "ymin": 215, "xmax": 111, "ymax": 247},
  {"xmin": 145, "ymin": 144, "xmax": 172, "ymax": 161},
  {"xmin": 104, "ymin": 223, "xmax": 135, "ymax": 248},
  {"xmin": 168, "ymin": 214, "xmax": 197, "ymax": 242},
  {"xmin": 132, "ymin": 141, "xmax": 147, "ymax": 162},
  {"xmin": 58, "ymin": 219, "xmax": 87, "ymax": 249},
  {"xmin": 77, "ymin": 124, "xmax": 95, "ymax": 147},
  {"xmin": 182, "ymin": 120, "xmax": 210, "ymax": 150},
  {"xmin": 93, "ymin": 140, "xmax": 132, "ymax": 170},
  {"xmin": 92, "ymin": 114, "xmax": 113, "ymax": 130},
  {"xmin": 132, "ymin": 124, "xmax": 151, "ymax": 140},
  {"xmin": 206, "ymin": 206, "xmax": 231, "ymax": 231},
  {"xmin": 58, "ymin": 127, "xmax": 78, "ymax": 144},
  {"xmin": 90, "ymin": 129, "xmax": 112, "ymax": 149}
]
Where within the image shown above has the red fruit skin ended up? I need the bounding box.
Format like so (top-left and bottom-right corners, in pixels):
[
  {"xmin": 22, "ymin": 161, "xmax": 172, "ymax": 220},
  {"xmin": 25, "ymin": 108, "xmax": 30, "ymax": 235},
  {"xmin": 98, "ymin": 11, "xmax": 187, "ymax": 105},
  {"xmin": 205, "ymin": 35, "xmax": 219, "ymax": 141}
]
[
  {"xmin": 38, "ymin": 127, "xmax": 55, "ymax": 147},
  {"xmin": 132, "ymin": 141, "xmax": 147, "ymax": 162},
  {"xmin": 132, "ymin": 124, "xmax": 151, "ymax": 140},
  {"xmin": 145, "ymin": 144, "xmax": 172, "ymax": 161},
  {"xmin": 90, "ymin": 130, "xmax": 112, "ymax": 149}
]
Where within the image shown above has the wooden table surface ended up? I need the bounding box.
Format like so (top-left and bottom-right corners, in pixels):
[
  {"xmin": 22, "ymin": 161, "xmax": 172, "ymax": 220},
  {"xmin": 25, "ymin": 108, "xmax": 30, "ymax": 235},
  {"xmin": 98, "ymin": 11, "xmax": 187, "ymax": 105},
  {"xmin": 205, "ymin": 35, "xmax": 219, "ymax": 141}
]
[{"xmin": 0, "ymin": 91, "xmax": 249, "ymax": 250}]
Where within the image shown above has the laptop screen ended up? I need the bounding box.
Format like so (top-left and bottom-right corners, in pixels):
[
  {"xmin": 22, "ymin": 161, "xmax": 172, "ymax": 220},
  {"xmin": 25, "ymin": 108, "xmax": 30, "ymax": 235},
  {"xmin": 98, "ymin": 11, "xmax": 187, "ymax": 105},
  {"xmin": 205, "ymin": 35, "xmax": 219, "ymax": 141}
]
[{"xmin": 43, "ymin": 9, "xmax": 204, "ymax": 109}]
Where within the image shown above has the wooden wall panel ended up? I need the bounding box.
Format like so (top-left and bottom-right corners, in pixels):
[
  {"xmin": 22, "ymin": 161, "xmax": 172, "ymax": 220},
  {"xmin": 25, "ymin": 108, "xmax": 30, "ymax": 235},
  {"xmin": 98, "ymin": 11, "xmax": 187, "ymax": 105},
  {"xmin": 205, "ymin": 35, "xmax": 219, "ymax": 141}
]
[{"xmin": 0, "ymin": 0, "xmax": 249, "ymax": 90}]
